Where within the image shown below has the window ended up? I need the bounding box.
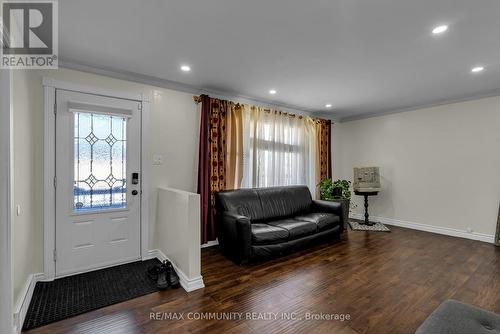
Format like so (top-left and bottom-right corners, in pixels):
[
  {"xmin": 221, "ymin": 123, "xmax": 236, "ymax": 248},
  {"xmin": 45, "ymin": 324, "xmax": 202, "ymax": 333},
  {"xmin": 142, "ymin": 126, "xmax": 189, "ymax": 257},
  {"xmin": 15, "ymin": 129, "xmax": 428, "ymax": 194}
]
[
  {"xmin": 73, "ymin": 112, "xmax": 127, "ymax": 212},
  {"xmin": 241, "ymin": 109, "xmax": 315, "ymax": 191}
]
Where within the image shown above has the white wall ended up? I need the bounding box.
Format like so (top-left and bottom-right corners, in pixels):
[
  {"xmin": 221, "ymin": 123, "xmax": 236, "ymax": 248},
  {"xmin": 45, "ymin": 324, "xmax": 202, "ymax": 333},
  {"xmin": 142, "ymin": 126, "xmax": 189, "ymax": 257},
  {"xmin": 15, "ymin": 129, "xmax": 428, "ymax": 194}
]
[
  {"xmin": 11, "ymin": 68, "xmax": 199, "ymax": 303},
  {"xmin": 12, "ymin": 71, "xmax": 44, "ymax": 303},
  {"xmin": 333, "ymin": 95, "xmax": 500, "ymax": 238}
]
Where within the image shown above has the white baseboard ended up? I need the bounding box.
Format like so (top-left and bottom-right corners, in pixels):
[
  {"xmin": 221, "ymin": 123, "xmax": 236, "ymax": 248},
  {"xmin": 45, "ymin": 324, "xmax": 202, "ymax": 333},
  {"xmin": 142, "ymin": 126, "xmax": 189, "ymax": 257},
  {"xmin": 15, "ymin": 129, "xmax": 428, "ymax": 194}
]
[
  {"xmin": 13, "ymin": 273, "xmax": 45, "ymax": 334},
  {"xmin": 349, "ymin": 213, "xmax": 495, "ymax": 244},
  {"xmin": 147, "ymin": 250, "xmax": 205, "ymax": 292},
  {"xmin": 201, "ymin": 239, "xmax": 219, "ymax": 248}
]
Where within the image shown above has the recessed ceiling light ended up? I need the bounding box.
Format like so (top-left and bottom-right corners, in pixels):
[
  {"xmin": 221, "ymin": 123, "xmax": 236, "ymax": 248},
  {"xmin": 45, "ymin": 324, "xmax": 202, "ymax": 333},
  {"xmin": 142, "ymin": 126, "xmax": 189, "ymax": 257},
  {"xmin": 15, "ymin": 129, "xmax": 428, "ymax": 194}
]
[
  {"xmin": 432, "ymin": 25, "xmax": 448, "ymax": 34},
  {"xmin": 180, "ymin": 65, "xmax": 191, "ymax": 72},
  {"xmin": 325, "ymin": 104, "xmax": 332, "ymax": 108},
  {"xmin": 471, "ymin": 66, "xmax": 484, "ymax": 73},
  {"xmin": 269, "ymin": 89, "xmax": 277, "ymax": 95}
]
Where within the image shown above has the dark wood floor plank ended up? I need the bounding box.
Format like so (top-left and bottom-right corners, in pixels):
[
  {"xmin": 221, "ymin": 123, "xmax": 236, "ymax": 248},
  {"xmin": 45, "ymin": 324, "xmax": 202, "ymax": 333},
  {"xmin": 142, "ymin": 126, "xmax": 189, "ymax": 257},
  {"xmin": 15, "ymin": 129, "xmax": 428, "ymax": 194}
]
[{"xmin": 24, "ymin": 225, "xmax": 500, "ymax": 334}]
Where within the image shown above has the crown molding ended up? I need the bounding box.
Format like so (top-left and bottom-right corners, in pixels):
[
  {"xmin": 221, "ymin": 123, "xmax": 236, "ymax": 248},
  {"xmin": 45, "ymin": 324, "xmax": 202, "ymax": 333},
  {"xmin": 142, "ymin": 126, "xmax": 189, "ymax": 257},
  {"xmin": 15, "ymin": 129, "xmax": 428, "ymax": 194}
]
[
  {"xmin": 59, "ymin": 59, "xmax": 314, "ymax": 115},
  {"xmin": 339, "ymin": 89, "xmax": 500, "ymax": 123}
]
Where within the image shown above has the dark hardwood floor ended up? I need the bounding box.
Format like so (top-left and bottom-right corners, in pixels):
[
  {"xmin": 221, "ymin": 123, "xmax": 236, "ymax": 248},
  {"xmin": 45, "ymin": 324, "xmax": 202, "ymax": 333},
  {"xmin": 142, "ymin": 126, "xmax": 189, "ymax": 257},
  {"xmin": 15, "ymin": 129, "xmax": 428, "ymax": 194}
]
[{"xmin": 25, "ymin": 224, "xmax": 500, "ymax": 334}]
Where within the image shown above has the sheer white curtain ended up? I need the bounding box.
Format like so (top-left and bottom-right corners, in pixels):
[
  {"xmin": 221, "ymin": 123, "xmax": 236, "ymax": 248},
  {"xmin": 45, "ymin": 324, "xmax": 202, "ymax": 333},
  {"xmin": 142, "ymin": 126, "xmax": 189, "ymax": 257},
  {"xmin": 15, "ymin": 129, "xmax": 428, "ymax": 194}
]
[{"xmin": 241, "ymin": 106, "xmax": 317, "ymax": 196}]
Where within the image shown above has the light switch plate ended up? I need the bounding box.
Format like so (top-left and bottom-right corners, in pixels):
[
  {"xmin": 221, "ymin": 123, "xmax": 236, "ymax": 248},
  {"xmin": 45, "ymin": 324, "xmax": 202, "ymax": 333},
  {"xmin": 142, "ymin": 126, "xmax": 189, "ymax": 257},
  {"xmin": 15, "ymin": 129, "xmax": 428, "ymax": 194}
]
[{"xmin": 153, "ymin": 154, "xmax": 163, "ymax": 165}]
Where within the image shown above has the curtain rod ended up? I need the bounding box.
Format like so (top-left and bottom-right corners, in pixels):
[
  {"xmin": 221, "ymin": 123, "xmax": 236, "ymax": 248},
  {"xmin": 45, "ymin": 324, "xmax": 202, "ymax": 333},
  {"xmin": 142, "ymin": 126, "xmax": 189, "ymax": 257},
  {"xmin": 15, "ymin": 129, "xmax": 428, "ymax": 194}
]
[{"xmin": 192, "ymin": 95, "xmax": 331, "ymax": 124}]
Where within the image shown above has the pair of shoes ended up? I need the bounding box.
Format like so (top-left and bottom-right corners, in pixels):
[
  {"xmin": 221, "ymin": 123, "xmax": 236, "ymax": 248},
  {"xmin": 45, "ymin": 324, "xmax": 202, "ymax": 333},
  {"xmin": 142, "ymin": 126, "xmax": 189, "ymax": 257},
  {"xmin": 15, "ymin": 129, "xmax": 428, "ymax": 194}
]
[
  {"xmin": 146, "ymin": 260, "xmax": 180, "ymax": 290},
  {"xmin": 147, "ymin": 262, "xmax": 169, "ymax": 290}
]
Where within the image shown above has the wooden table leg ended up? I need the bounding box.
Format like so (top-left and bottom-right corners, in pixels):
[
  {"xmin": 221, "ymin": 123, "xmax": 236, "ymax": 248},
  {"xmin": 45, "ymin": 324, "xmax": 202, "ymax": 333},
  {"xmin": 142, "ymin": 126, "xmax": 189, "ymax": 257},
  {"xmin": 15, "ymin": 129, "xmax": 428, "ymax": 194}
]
[{"xmin": 362, "ymin": 194, "xmax": 375, "ymax": 226}]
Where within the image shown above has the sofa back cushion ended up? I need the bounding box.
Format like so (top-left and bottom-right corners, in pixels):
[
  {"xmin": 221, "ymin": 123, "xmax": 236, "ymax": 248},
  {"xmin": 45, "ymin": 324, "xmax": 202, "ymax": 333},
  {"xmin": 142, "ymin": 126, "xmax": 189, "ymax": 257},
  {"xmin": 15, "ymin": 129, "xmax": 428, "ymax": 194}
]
[
  {"xmin": 256, "ymin": 186, "xmax": 312, "ymax": 220},
  {"xmin": 215, "ymin": 188, "xmax": 266, "ymax": 221},
  {"xmin": 216, "ymin": 185, "xmax": 313, "ymax": 222}
]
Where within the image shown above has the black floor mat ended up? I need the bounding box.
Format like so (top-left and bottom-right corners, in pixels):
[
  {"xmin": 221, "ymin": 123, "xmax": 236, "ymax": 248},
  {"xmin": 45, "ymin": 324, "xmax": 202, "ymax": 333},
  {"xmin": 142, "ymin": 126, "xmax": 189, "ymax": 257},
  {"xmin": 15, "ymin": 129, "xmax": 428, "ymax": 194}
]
[{"xmin": 23, "ymin": 259, "xmax": 161, "ymax": 331}]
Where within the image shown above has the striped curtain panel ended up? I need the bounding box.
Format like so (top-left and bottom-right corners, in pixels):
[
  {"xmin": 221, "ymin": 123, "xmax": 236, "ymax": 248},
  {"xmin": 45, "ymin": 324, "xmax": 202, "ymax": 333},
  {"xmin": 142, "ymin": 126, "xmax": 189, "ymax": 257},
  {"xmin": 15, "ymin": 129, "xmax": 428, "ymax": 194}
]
[
  {"xmin": 197, "ymin": 96, "xmax": 244, "ymax": 244},
  {"xmin": 315, "ymin": 119, "xmax": 332, "ymax": 182}
]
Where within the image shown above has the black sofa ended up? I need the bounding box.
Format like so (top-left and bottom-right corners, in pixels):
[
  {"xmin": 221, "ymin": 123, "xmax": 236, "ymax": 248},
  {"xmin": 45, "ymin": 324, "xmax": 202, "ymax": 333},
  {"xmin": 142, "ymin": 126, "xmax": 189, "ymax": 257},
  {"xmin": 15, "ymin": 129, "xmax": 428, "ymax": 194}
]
[{"xmin": 215, "ymin": 185, "xmax": 345, "ymax": 262}]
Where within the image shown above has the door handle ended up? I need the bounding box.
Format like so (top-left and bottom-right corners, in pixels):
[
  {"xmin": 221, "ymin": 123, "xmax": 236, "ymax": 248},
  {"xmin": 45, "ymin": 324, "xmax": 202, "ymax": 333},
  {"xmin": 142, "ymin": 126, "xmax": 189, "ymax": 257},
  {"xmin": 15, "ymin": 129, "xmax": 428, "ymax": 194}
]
[{"xmin": 132, "ymin": 190, "xmax": 138, "ymax": 196}]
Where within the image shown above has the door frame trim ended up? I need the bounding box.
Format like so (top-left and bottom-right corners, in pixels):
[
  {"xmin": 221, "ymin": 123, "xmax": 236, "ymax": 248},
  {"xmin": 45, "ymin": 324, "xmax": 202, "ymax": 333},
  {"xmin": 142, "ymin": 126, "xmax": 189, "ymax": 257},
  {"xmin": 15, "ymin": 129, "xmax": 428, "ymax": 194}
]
[
  {"xmin": 0, "ymin": 70, "xmax": 13, "ymax": 334},
  {"xmin": 42, "ymin": 77, "xmax": 150, "ymax": 280}
]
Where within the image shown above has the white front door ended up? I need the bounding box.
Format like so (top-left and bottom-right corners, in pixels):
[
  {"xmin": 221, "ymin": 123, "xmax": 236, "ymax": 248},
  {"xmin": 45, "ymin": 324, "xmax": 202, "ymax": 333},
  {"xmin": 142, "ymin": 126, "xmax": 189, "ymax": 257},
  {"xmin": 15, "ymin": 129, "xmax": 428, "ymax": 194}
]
[{"xmin": 55, "ymin": 90, "xmax": 142, "ymax": 277}]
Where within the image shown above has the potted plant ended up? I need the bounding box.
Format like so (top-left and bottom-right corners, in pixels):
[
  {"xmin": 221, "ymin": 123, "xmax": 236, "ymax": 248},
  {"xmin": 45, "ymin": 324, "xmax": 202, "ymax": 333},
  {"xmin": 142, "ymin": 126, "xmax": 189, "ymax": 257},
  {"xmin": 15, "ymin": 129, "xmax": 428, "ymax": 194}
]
[
  {"xmin": 318, "ymin": 178, "xmax": 352, "ymax": 200},
  {"xmin": 318, "ymin": 178, "xmax": 354, "ymax": 228}
]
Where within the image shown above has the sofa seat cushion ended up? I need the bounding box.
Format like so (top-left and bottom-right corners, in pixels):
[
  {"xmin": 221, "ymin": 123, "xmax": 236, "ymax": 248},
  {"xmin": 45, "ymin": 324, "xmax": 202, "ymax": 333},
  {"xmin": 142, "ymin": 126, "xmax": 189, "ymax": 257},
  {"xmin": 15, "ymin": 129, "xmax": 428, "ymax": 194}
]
[
  {"xmin": 295, "ymin": 213, "xmax": 340, "ymax": 231},
  {"xmin": 251, "ymin": 224, "xmax": 289, "ymax": 245},
  {"xmin": 267, "ymin": 219, "xmax": 318, "ymax": 240}
]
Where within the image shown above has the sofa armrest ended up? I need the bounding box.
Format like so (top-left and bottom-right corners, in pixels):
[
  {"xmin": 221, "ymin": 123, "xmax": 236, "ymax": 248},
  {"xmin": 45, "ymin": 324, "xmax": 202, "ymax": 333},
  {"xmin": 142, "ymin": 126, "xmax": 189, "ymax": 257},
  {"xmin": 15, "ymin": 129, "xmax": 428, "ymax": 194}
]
[
  {"xmin": 312, "ymin": 200, "xmax": 345, "ymax": 232},
  {"xmin": 222, "ymin": 211, "xmax": 250, "ymax": 222},
  {"xmin": 312, "ymin": 200, "xmax": 341, "ymax": 214},
  {"xmin": 217, "ymin": 212, "xmax": 252, "ymax": 262}
]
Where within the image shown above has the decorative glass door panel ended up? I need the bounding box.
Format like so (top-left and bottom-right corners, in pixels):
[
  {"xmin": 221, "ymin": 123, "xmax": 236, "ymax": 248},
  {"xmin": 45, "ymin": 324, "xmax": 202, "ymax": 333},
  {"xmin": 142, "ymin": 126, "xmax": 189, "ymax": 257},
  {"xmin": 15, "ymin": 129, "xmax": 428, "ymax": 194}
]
[{"xmin": 74, "ymin": 112, "xmax": 127, "ymax": 212}]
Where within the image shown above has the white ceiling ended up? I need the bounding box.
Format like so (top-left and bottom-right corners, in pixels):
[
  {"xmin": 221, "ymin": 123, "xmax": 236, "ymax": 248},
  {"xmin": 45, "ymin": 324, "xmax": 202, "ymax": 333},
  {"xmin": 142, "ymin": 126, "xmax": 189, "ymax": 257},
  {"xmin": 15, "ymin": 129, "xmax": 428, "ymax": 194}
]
[{"xmin": 59, "ymin": 0, "xmax": 500, "ymax": 121}]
